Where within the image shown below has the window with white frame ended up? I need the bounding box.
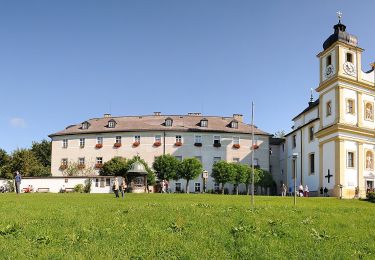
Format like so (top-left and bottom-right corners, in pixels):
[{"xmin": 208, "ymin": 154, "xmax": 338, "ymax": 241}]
[
  {"xmin": 213, "ymin": 157, "xmax": 221, "ymax": 164},
  {"xmin": 108, "ymin": 120, "xmax": 116, "ymax": 128},
  {"xmin": 165, "ymin": 118, "xmax": 173, "ymax": 127},
  {"xmin": 176, "ymin": 135, "xmax": 182, "ymax": 143},
  {"xmin": 97, "ymin": 137, "xmax": 103, "ymax": 144},
  {"xmin": 96, "ymin": 157, "xmax": 103, "ymax": 164},
  {"xmin": 231, "ymin": 121, "xmax": 238, "ymax": 129},
  {"xmin": 61, "ymin": 158, "xmax": 68, "ymax": 166},
  {"xmin": 80, "ymin": 138, "xmax": 85, "ymax": 148},
  {"xmin": 214, "ymin": 183, "xmax": 220, "ymax": 191},
  {"xmin": 134, "ymin": 135, "xmax": 141, "ymax": 143},
  {"xmin": 200, "ymin": 119, "xmax": 208, "ymax": 127},
  {"xmin": 346, "ymin": 99, "xmax": 355, "ymax": 114},
  {"xmin": 253, "ymin": 158, "xmax": 259, "ymax": 166},
  {"xmin": 100, "ymin": 178, "xmax": 105, "ymax": 188},
  {"xmin": 309, "ymin": 153, "xmax": 315, "ymax": 175},
  {"xmin": 95, "ymin": 178, "xmax": 99, "ymax": 187},
  {"xmin": 347, "ymin": 151, "xmax": 355, "ymax": 168},
  {"xmin": 309, "ymin": 126, "xmax": 314, "ymax": 142},
  {"xmin": 62, "ymin": 139, "xmax": 68, "ymax": 148},
  {"xmin": 195, "ymin": 183, "xmax": 201, "ymax": 192},
  {"xmin": 155, "ymin": 135, "xmax": 162, "ymax": 143},
  {"xmin": 116, "ymin": 136, "xmax": 121, "ymax": 144},
  {"xmin": 105, "ymin": 178, "xmax": 110, "ymax": 186},
  {"xmin": 175, "ymin": 183, "xmax": 181, "ymax": 192},
  {"xmin": 195, "ymin": 135, "xmax": 202, "ymax": 143},
  {"xmin": 82, "ymin": 122, "xmax": 89, "ymax": 129},
  {"xmin": 233, "ymin": 136, "xmax": 240, "ymax": 145},
  {"xmin": 292, "ymin": 135, "xmax": 296, "ymax": 148},
  {"xmin": 78, "ymin": 157, "xmax": 85, "ymax": 165},
  {"xmin": 213, "ymin": 136, "xmax": 221, "ymax": 145}
]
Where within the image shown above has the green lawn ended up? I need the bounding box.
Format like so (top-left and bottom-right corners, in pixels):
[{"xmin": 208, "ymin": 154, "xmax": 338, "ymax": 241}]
[{"xmin": 0, "ymin": 193, "xmax": 374, "ymax": 259}]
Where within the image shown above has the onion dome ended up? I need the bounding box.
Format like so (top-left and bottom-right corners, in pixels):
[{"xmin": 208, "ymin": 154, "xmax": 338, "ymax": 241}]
[{"xmin": 323, "ymin": 14, "xmax": 358, "ymax": 50}]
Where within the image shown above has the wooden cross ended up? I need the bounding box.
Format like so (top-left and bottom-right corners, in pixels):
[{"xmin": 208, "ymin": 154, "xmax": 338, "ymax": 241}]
[{"xmin": 325, "ymin": 170, "xmax": 333, "ymax": 183}]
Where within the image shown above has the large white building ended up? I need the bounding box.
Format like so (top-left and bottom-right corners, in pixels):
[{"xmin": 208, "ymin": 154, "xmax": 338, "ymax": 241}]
[
  {"xmin": 283, "ymin": 17, "xmax": 375, "ymax": 198},
  {"xmin": 49, "ymin": 112, "xmax": 271, "ymax": 193}
]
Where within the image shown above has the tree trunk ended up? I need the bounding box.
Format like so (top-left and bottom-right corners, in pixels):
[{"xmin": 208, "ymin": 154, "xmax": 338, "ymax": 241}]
[
  {"xmin": 246, "ymin": 184, "xmax": 250, "ymax": 195},
  {"xmin": 186, "ymin": 180, "xmax": 189, "ymax": 194},
  {"xmin": 222, "ymin": 183, "xmax": 225, "ymax": 194},
  {"xmin": 235, "ymin": 184, "xmax": 239, "ymax": 195}
]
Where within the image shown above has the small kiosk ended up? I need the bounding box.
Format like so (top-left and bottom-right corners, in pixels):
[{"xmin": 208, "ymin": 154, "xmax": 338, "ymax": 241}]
[{"xmin": 127, "ymin": 161, "xmax": 148, "ymax": 193}]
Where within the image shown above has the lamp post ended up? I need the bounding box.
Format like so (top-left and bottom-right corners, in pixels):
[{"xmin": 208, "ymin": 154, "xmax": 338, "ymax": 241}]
[
  {"xmin": 202, "ymin": 170, "xmax": 208, "ymax": 193},
  {"xmin": 339, "ymin": 184, "xmax": 343, "ymax": 199},
  {"xmin": 292, "ymin": 153, "xmax": 298, "ymax": 206}
]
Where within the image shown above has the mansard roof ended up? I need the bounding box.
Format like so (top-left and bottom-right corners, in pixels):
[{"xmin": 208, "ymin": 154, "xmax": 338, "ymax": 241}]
[{"xmin": 49, "ymin": 114, "xmax": 270, "ymax": 137}]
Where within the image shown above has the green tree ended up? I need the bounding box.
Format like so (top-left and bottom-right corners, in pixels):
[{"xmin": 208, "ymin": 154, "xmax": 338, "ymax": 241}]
[
  {"xmin": 31, "ymin": 139, "xmax": 51, "ymax": 167},
  {"xmin": 10, "ymin": 149, "xmax": 50, "ymax": 177},
  {"xmin": 152, "ymin": 154, "xmax": 180, "ymax": 181},
  {"xmin": 99, "ymin": 157, "xmax": 128, "ymax": 176},
  {"xmin": 244, "ymin": 167, "xmax": 262, "ymax": 195},
  {"xmin": 231, "ymin": 163, "xmax": 249, "ymax": 195},
  {"xmin": 177, "ymin": 158, "xmax": 202, "ymax": 194},
  {"xmin": 126, "ymin": 156, "xmax": 156, "ymax": 186},
  {"xmin": 211, "ymin": 161, "xmax": 236, "ymax": 194},
  {"xmin": 258, "ymin": 170, "xmax": 276, "ymax": 193},
  {"xmin": 0, "ymin": 149, "xmax": 11, "ymax": 178},
  {"xmin": 274, "ymin": 130, "xmax": 286, "ymax": 138}
]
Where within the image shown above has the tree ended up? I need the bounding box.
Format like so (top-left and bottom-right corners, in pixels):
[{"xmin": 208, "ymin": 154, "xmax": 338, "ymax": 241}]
[
  {"xmin": 211, "ymin": 161, "xmax": 236, "ymax": 194},
  {"xmin": 99, "ymin": 157, "xmax": 128, "ymax": 176},
  {"xmin": 0, "ymin": 149, "xmax": 11, "ymax": 178},
  {"xmin": 126, "ymin": 156, "xmax": 156, "ymax": 186},
  {"xmin": 177, "ymin": 158, "xmax": 202, "ymax": 194},
  {"xmin": 231, "ymin": 163, "xmax": 249, "ymax": 195},
  {"xmin": 274, "ymin": 130, "xmax": 286, "ymax": 138},
  {"xmin": 244, "ymin": 167, "xmax": 262, "ymax": 195},
  {"xmin": 258, "ymin": 170, "xmax": 276, "ymax": 194},
  {"xmin": 10, "ymin": 149, "xmax": 50, "ymax": 177},
  {"xmin": 152, "ymin": 154, "xmax": 180, "ymax": 181},
  {"xmin": 31, "ymin": 139, "xmax": 51, "ymax": 167}
]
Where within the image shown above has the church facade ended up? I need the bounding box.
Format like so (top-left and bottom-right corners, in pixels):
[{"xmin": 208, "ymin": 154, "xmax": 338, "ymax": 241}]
[{"xmin": 285, "ymin": 18, "xmax": 375, "ymax": 198}]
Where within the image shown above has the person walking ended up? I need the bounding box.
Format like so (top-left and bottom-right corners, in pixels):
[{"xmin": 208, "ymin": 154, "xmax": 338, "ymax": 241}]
[
  {"xmin": 281, "ymin": 183, "xmax": 287, "ymax": 197},
  {"xmin": 120, "ymin": 178, "xmax": 127, "ymax": 199},
  {"xmin": 15, "ymin": 171, "xmax": 22, "ymax": 194},
  {"xmin": 298, "ymin": 184, "xmax": 304, "ymax": 197},
  {"xmin": 113, "ymin": 177, "xmax": 119, "ymax": 198},
  {"xmin": 304, "ymin": 185, "xmax": 309, "ymax": 197}
]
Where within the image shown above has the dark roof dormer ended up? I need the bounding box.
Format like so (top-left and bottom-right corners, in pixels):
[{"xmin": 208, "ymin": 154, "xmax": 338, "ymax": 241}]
[
  {"xmin": 107, "ymin": 119, "xmax": 117, "ymax": 128},
  {"xmin": 200, "ymin": 118, "xmax": 208, "ymax": 127},
  {"xmin": 164, "ymin": 117, "xmax": 173, "ymax": 127},
  {"xmin": 323, "ymin": 18, "xmax": 358, "ymax": 50},
  {"xmin": 81, "ymin": 121, "xmax": 90, "ymax": 130}
]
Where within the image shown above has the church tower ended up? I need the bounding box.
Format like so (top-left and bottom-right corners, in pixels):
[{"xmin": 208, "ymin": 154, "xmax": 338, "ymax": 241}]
[{"xmin": 315, "ymin": 13, "xmax": 375, "ymax": 198}]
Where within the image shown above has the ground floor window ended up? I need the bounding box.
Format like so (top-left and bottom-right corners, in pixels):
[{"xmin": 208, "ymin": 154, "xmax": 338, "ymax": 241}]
[
  {"xmin": 95, "ymin": 178, "xmax": 99, "ymax": 187},
  {"xmin": 100, "ymin": 178, "xmax": 105, "ymax": 188},
  {"xmin": 105, "ymin": 178, "xmax": 110, "ymax": 187},
  {"xmin": 214, "ymin": 183, "xmax": 220, "ymax": 191},
  {"xmin": 195, "ymin": 183, "xmax": 201, "ymax": 192},
  {"xmin": 175, "ymin": 183, "xmax": 181, "ymax": 192}
]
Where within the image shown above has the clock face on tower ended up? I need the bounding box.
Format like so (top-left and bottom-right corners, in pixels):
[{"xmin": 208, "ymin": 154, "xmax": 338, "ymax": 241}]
[
  {"xmin": 325, "ymin": 65, "xmax": 334, "ymax": 78},
  {"xmin": 343, "ymin": 62, "xmax": 356, "ymax": 76}
]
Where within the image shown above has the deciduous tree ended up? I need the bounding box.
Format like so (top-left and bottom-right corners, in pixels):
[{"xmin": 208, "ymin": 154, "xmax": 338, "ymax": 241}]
[
  {"xmin": 177, "ymin": 158, "xmax": 202, "ymax": 194},
  {"xmin": 211, "ymin": 161, "xmax": 236, "ymax": 194},
  {"xmin": 152, "ymin": 154, "xmax": 180, "ymax": 181}
]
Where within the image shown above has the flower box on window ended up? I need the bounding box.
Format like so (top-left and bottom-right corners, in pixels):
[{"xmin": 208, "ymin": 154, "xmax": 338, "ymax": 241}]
[
  {"xmin": 194, "ymin": 142, "xmax": 202, "ymax": 147},
  {"xmin": 59, "ymin": 164, "xmax": 68, "ymax": 170},
  {"xmin": 252, "ymin": 144, "xmax": 259, "ymax": 150},
  {"xmin": 77, "ymin": 164, "xmax": 86, "ymax": 170},
  {"xmin": 95, "ymin": 143, "xmax": 103, "ymax": 149},
  {"xmin": 153, "ymin": 141, "xmax": 161, "ymax": 147},
  {"xmin": 114, "ymin": 142, "xmax": 121, "ymax": 148},
  {"xmin": 213, "ymin": 143, "xmax": 221, "ymax": 148},
  {"xmin": 232, "ymin": 144, "xmax": 240, "ymax": 149},
  {"xmin": 133, "ymin": 141, "xmax": 140, "ymax": 147},
  {"xmin": 95, "ymin": 163, "xmax": 103, "ymax": 169},
  {"xmin": 175, "ymin": 141, "xmax": 183, "ymax": 147}
]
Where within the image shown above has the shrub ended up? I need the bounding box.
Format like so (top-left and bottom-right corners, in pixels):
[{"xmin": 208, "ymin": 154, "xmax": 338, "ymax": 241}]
[
  {"xmin": 74, "ymin": 184, "xmax": 84, "ymax": 193},
  {"xmin": 367, "ymin": 192, "xmax": 375, "ymax": 202}
]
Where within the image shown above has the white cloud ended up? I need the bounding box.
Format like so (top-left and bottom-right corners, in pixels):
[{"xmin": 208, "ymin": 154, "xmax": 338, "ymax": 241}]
[{"xmin": 10, "ymin": 117, "xmax": 27, "ymax": 128}]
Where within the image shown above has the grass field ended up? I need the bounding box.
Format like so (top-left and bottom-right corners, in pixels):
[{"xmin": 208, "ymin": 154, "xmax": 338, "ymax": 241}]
[{"xmin": 0, "ymin": 193, "xmax": 374, "ymax": 259}]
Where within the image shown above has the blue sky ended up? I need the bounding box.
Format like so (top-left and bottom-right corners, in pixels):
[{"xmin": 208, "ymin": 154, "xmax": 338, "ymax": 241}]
[{"xmin": 1, "ymin": 0, "xmax": 375, "ymax": 153}]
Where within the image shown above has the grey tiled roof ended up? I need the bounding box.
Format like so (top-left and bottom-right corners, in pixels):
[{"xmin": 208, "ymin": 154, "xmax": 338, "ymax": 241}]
[{"xmin": 49, "ymin": 115, "xmax": 270, "ymax": 137}]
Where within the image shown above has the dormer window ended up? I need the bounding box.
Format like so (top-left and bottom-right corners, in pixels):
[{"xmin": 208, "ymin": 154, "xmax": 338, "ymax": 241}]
[
  {"xmin": 200, "ymin": 118, "xmax": 208, "ymax": 127},
  {"xmin": 165, "ymin": 117, "xmax": 173, "ymax": 127},
  {"xmin": 81, "ymin": 121, "xmax": 90, "ymax": 130},
  {"xmin": 346, "ymin": 53, "xmax": 353, "ymax": 63},
  {"xmin": 231, "ymin": 120, "xmax": 238, "ymax": 129},
  {"xmin": 108, "ymin": 119, "xmax": 116, "ymax": 128}
]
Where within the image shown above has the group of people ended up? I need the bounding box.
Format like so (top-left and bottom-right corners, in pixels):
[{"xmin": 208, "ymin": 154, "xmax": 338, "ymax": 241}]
[
  {"xmin": 113, "ymin": 177, "xmax": 127, "ymax": 198},
  {"xmin": 281, "ymin": 183, "xmax": 309, "ymax": 197}
]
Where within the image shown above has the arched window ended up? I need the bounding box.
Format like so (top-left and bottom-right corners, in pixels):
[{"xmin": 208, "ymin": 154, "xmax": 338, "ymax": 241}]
[
  {"xmin": 165, "ymin": 117, "xmax": 173, "ymax": 127},
  {"xmin": 366, "ymin": 151, "xmax": 373, "ymax": 170},
  {"xmin": 365, "ymin": 102, "xmax": 373, "ymax": 121},
  {"xmin": 200, "ymin": 118, "xmax": 208, "ymax": 127},
  {"xmin": 108, "ymin": 119, "xmax": 116, "ymax": 128}
]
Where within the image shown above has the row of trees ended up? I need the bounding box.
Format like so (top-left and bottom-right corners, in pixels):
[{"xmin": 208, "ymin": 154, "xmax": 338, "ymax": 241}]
[{"xmin": 0, "ymin": 140, "xmax": 51, "ymax": 178}]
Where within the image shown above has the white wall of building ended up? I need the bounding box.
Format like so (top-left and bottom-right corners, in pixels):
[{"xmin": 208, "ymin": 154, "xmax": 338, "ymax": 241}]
[{"xmin": 322, "ymin": 141, "xmax": 335, "ymax": 190}]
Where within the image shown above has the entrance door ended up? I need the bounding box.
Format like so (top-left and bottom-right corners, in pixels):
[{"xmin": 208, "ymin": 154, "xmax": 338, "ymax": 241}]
[{"xmin": 366, "ymin": 180, "xmax": 374, "ymax": 193}]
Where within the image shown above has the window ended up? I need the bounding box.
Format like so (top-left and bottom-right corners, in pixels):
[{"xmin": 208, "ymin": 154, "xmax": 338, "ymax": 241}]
[
  {"xmin": 62, "ymin": 139, "xmax": 68, "ymax": 148},
  {"xmin": 175, "ymin": 156, "xmax": 182, "ymax": 161},
  {"xmin": 309, "ymin": 153, "xmax": 315, "ymax": 175},
  {"xmin": 366, "ymin": 151, "xmax": 373, "ymax": 170},
  {"xmin": 326, "ymin": 101, "xmax": 332, "ymax": 116},
  {"xmin": 365, "ymin": 102, "xmax": 374, "ymax": 121},
  {"xmin": 233, "ymin": 136, "xmax": 240, "ymax": 145},
  {"xmin": 78, "ymin": 157, "xmax": 85, "ymax": 165},
  {"xmin": 213, "ymin": 136, "xmax": 221, "ymax": 145},
  {"xmin": 97, "ymin": 137, "xmax": 103, "ymax": 144},
  {"xmin": 108, "ymin": 120, "xmax": 116, "ymax": 128},
  {"xmin": 346, "ymin": 53, "xmax": 353, "ymax": 63},
  {"xmin": 96, "ymin": 157, "xmax": 103, "ymax": 164},
  {"xmin": 233, "ymin": 158, "xmax": 240, "ymax": 163},
  {"xmin": 176, "ymin": 135, "xmax": 182, "ymax": 143},
  {"xmin": 195, "ymin": 183, "xmax": 201, "ymax": 192},
  {"xmin": 82, "ymin": 121, "xmax": 90, "ymax": 129},
  {"xmin": 326, "ymin": 55, "xmax": 332, "ymax": 66},
  {"xmin": 195, "ymin": 135, "xmax": 202, "ymax": 144},
  {"xmin": 165, "ymin": 118, "xmax": 173, "ymax": 127},
  {"xmin": 292, "ymin": 135, "xmax": 296, "ymax": 148},
  {"xmin": 200, "ymin": 119, "xmax": 208, "ymax": 127},
  {"xmin": 105, "ymin": 178, "xmax": 110, "ymax": 186},
  {"xmin": 175, "ymin": 183, "xmax": 181, "ymax": 192},
  {"xmin": 346, "ymin": 99, "xmax": 355, "ymax": 114},
  {"xmin": 214, "ymin": 183, "xmax": 220, "ymax": 191},
  {"xmin": 95, "ymin": 178, "xmax": 99, "ymax": 187},
  {"xmin": 253, "ymin": 158, "xmax": 259, "ymax": 166},
  {"xmin": 61, "ymin": 158, "xmax": 68, "ymax": 166},
  {"xmin": 155, "ymin": 135, "xmax": 162, "ymax": 142},
  {"xmin": 309, "ymin": 126, "xmax": 314, "ymax": 142},
  {"xmin": 100, "ymin": 178, "xmax": 105, "ymax": 188},
  {"xmin": 116, "ymin": 136, "xmax": 121, "ymax": 144},
  {"xmin": 231, "ymin": 121, "xmax": 238, "ymax": 129},
  {"xmin": 282, "ymin": 143, "xmax": 285, "ymax": 152},
  {"xmin": 347, "ymin": 152, "xmax": 354, "ymax": 168},
  {"xmin": 134, "ymin": 135, "xmax": 141, "ymax": 143},
  {"xmin": 213, "ymin": 157, "xmax": 221, "ymax": 164},
  {"xmin": 195, "ymin": 156, "xmax": 202, "ymax": 162},
  {"xmin": 80, "ymin": 138, "xmax": 85, "ymax": 148}
]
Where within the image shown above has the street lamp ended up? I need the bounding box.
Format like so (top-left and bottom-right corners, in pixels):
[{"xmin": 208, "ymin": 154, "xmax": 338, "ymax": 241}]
[
  {"xmin": 292, "ymin": 153, "xmax": 298, "ymax": 206},
  {"xmin": 202, "ymin": 170, "xmax": 208, "ymax": 193},
  {"xmin": 339, "ymin": 184, "xmax": 343, "ymax": 199}
]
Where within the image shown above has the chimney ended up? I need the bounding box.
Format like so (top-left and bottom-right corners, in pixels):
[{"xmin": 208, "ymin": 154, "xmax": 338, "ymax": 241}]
[
  {"xmin": 104, "ymin": 113, "xmax": 111, "ymax": 118},
  {"xmin": 187, "ymin": 112, "xmax": 202, "ymax": 116},
  {"xmin": 153, "ymin": 112, "xmax": 161, "ymax": 116},
  {"xmin": 233, "ymin": 114, "xmax": 243, "ymax": 122}
]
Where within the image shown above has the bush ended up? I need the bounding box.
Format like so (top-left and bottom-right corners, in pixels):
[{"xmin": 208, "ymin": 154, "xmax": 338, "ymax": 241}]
[
  {"xmin": 74, "ymin": 184, "xmax": 84, "ymax": 193},
  {"xmin": 367, "ymin": 192, "xmax": 375, "ymax": 202}
]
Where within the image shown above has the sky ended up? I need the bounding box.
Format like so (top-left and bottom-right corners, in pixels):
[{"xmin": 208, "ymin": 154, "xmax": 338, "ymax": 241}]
[{"xmin": 1, "ymin": 0, "xmax": 375, "ymax": 153}]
